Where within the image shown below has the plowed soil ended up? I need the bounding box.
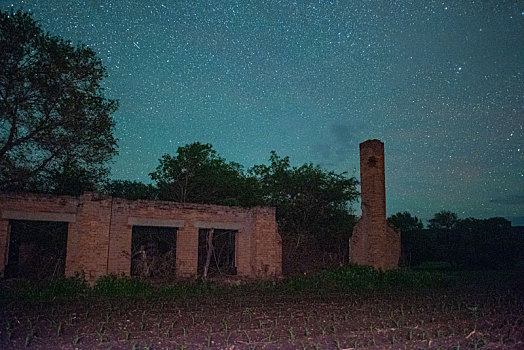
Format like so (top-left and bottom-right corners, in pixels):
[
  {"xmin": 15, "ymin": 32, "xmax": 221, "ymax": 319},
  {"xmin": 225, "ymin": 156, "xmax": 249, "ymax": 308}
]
[{"xmin": 2, "ymin": 280, "xmax": 523, "ymax": 350}]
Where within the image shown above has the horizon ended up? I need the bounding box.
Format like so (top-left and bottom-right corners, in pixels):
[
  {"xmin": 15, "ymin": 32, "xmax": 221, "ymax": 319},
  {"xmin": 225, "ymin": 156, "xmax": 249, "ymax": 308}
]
[{"xmin": 1, "ymin": 1, "xmax": 522, "ymax": 225}]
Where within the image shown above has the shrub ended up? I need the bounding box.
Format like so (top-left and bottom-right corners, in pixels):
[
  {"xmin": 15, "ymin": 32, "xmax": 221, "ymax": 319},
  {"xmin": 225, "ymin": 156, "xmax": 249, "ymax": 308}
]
[{"xmin": 93, "ymin": 274, "xmax": 152, "ymax": 297}]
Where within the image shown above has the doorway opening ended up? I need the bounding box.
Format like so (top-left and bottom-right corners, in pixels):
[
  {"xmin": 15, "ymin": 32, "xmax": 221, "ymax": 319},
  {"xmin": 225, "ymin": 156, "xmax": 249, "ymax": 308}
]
[
  {"xmin": 197, "ymin": 228, "xmax": 237, "ymax": 278},
  {"xmin": 4, "ymin": 220, "xmax": 68, "ymax": 280},
  {"xmin": 130, "ymin": 226, "xmax": 177, "ymax": 281}
]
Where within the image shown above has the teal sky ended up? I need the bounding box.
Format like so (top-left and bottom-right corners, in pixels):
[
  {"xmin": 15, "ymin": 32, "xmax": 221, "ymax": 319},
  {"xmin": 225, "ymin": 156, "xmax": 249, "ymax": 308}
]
[{"xmin": 1, "ymin": 1, "xmax": 523, "ymax": 225}]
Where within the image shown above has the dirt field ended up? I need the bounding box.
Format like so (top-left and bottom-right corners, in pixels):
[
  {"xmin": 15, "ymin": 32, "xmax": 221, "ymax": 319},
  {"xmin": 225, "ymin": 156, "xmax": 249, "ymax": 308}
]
[{"xmin": 1, "ymin": 273, "xmax": 523, "ymax": 349}]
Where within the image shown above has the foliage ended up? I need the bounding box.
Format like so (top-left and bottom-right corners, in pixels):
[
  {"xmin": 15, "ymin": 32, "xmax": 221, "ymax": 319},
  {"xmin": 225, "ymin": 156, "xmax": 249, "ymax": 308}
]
[
  {"xmin": 150, "ymin": 142, "xmax": 258, "ymax": 206},
  {"xmin": 0, "ymin": 274, "xmax": 88, "ymax": 300},
  {"xmin": 278, "ymin": 265, "xmax": 450, "ymax": 292},
  {"xmin": 92, "ymin": 274, "xmax": 153, "ymax": 297},
  {"xmin": 0, "ymin": 10, "xmax": 117, "ymax": 193},
  {"xmin": 446, "ymin": 217, "xmax": 522, "ymax": 269},
  {"xmin": 251, "ymin": 151, "xmax": 359, "ymax": 269},
  {"xmin": 388, "ymin": 212, "xmax": 427, "ymax": 267},
  {"xmin": 104, "ymin": 180, "xmax": 158, "ymax": 200},
  {"xmin": 428, "ymin": 210, "xmax": 458, "ymax": 230},
  {"xmin": 397, "ymin": 210, "xmax": 523, "ymax": 270},
  {"xmin": 0, "ymin": 267, "xmax": 453, "ymax": 302}
]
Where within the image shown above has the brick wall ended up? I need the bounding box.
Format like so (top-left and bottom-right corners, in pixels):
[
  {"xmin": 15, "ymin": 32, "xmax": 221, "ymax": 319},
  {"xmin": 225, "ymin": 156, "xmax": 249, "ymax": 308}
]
[
  {"xmin": 350, "ymin": 140, "xmax": 400, "ymax": 270},
  {"xmin": 0, "ymin": 192, "xmax": 282, "ymax": 283},
  {"xmin": 251, "ymin": 207, "xmax": 282, "ymax": 277}
]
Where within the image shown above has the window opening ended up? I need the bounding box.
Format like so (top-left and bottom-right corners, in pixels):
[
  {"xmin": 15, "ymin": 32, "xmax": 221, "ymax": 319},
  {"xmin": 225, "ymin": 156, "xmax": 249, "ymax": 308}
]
[
  {"xmin": 5, "ymin": 220, "xmax": 68, "ymax": 280},
  {"xmin": 197, "ymin": 228, "xmax": 237, "ymax": 278},
  {"xmin": 131, "ymin": 226, "xmax": 177, "ymax": 281}
]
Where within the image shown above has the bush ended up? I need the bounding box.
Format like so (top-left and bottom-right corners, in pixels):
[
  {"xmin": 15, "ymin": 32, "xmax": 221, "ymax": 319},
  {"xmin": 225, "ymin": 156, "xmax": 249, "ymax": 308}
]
[
  {"xmin": 276, "ymin": 265, "xmax": 450, "ymax": 292},
  {"xmin": 0, "ymin": 274, "xmax": 88, "ymax": 301},
  {"xmin": 93, "ymin": 274, "xmax": 153, "ymax": 297}
]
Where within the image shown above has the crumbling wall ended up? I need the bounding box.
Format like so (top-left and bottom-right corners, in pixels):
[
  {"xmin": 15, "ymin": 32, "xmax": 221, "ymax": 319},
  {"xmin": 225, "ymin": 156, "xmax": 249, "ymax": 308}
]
[
  {"xmin": 350, "ymin": 140, "xmax": 400, "ymax": 270},
  {"xmin": 0, "ymin": 192, "xmax": 282, "ymax": 283}
]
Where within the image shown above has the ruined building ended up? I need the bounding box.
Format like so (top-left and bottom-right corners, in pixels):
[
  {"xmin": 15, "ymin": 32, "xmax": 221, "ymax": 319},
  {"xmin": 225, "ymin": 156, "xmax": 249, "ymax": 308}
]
[
  {"xmin": 0, "ymin": 192, "xmax": 282, "ymax": 283},
  {"xmin": 350, "ymin": 139, "xmax": 400, "ymax": 270}
]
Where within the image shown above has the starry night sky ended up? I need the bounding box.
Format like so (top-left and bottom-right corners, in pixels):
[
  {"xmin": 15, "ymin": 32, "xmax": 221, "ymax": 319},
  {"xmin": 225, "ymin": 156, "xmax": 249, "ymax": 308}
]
[{"xmin": 2, "ymin": 1, "xmax": 523, "ymax": 225}]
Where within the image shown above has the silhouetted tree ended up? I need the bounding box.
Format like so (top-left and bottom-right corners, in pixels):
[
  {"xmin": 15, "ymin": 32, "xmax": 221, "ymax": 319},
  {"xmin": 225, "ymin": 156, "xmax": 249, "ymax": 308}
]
[
  {"xmin": 104, "ymin": 180, "xmax": 158, "ymax": 200},
  {"xmin": 0, "ymin": 10, "xmax": 117, "ymax": 192},
  {"xmin": 427, "ymin": 211, "xmax": 459, "ymax": 266},
  {"xmin": 403, "ymin": 211, "xmax": 524, "ymax": 270},
  {"xmin": 428, "ymin": 210, "xmax": 458, "ymax": 230},
  {"xmin": 150, "ymin": 142, "xmax": 258, "ymax": 206},
  {"xmin": 251, "ymin": 151, "xmax": 359, "ymax": 272},
  {"xmin": 452, "ymin": 217, "xmax": 521, "ymax": 269},
  {"xmin": 38, "ymin": 156, "xmax": 102, "ymax": 195},
  {"xmin": 388, "ymin": 212, "xmax": 426, "ymax": 267}
]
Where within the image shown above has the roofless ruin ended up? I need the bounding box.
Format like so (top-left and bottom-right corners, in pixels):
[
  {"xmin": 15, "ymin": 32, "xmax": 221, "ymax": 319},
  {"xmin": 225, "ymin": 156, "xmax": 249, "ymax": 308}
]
[
  {"xmin": 0, "ymin": 192, "xmax": 282, "ymax": 283},
  {"xmin": 0, "ymin": 140, "xmax": 399, "ymax": 283}
]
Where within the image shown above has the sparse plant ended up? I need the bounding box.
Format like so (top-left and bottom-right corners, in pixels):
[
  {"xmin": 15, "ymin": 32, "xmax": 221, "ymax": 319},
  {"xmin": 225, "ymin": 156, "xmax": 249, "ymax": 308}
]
[
  {"xmin": 24, "ymin": 330, "xmax": 34, "ymax": 348},
  {"xmin": 266, "ymin": 330, "xmax": 273, "ymax": 341},
  {"xmin": 96, "ymin": 322, "xmax": 105, "ymax": 343},
  {"xmin": 72, "ymin": 333, "xmax": 82, "ymax": 345},
  {"xmin": 225, "ymin": 331, "xmax": 232, "ymax": 346},
  {"xmin": 243, "ymin": 330, "xmax": 252, "ymax": 343},
  {"xmin": 288, "ymin": 327, "xmax": 295, "ymax": 341},
  {"xmin": 222, "ymin": 318, "xmax": 229, "ymax": 332}
]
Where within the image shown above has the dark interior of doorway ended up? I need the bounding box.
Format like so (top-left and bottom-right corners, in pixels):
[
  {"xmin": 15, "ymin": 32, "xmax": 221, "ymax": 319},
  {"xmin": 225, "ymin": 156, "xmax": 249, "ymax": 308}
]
[
  {"xmin": 197, "ymin": 228, "xmax": 237, "ymax": 277},
  {"xmin": 131, "ymin": 226, "xmax": 177, "ymax": 280},
  {"xmin": 4, "ymin": 220, "xmax": 68, "ymax": 280}
]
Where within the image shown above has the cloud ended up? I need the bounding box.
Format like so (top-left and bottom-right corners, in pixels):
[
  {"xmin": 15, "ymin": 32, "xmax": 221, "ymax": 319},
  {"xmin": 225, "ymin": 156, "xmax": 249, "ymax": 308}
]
[
  {"xmin": 490, "ymin": 194, "xmax": 524, "ymax": 205},
  {"xmin": 508, "ymin": 216, "xmax": 524, "ymax": 226},
  {"xmin": 311, "ymin": 121, "xmax": 361, "ymax": 167}
]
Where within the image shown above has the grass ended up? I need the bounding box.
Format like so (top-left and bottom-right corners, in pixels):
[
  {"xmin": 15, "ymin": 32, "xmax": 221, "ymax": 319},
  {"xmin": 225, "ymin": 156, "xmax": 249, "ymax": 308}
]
[
  {"xmin": 2, "ymin": 264, "xmax": 521, "ymax": 302},
  {"xmin": 1, "ymin": 265, "xmax": 522, "ymax": 349}
]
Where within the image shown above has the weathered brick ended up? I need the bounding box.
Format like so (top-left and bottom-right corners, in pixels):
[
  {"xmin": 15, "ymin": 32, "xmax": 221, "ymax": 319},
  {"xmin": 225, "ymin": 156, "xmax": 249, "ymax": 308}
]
[
  {"xmin": 0, "ymin": 192, "xmax": 282, "ymax": 283},
  {"xmin": 350, "ymin": 140, "xmax": 400, "ymax": 270}
]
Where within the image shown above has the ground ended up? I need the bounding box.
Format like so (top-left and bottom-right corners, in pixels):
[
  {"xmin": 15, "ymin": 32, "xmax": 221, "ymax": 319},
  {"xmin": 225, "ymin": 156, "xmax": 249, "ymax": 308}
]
[{"xmin": 0, "ymin": 272, "xmax": 523, "ymax": 349}]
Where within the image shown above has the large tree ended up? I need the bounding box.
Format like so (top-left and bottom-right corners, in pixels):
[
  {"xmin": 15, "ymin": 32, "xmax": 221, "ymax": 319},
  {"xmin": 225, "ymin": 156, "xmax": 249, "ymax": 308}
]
[
  {"xmin": 251, "ymin": 151, "xmax": 359, "ymax": 271},
  {"xmin": 251, "ymin": 151, "xmax": 358, "ymax": 237},
  {"xmin": 428, "ymin": 210, "xmax": 458, "ymax": 231},
  {"xmin": 150, "ymin": 144, "xmax": 359, "ymax": 273},
  {"xmin": 388, "ymin": 211, "xmax": 427, "ymax": 266},
  {"xmin": 0, "ymin": 10, "xmax": 117, "ymax": 192},
  {"xmin": 150, "ymin": 142, "xmax": 258, "ymax": 206}
]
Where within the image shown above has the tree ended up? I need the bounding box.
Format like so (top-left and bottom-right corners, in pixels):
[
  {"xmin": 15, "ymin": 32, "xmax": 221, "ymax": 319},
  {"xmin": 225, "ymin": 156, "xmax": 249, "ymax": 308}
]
[
  {"xmin": 389, "ymin": 212, "xmax": 424, "ymax": 233},
  {"xmin": 104, "ymin": 180, "xmax": 158, "ymax": 200},
  {"xmin": 388, "ymin": 212, "xmax": 425, "ymax": 266},
  {"xmin": 0, "ymin": 10, "xmax": 117, "ymax": 192},
  {"xmin": 428, "ymin": 210, "xmax": 458, "ymax": 230},
  {"xmin": 251, "ymin": 151, "xmax": 359, "ymax": 272},
  {"xmin": 453, "ymin": 217, "xmax": 520, "ymax": 269},
  {"xmin": 38, "ymin": 156, "xmax": 102, "ymax": 196},
  {"xmin": 427, "ymin": 211, "xmax": 459, "ymax": 267},
  {"xmin": 150, "ymin": 142, "xmax": 258, "ymax": 206}
]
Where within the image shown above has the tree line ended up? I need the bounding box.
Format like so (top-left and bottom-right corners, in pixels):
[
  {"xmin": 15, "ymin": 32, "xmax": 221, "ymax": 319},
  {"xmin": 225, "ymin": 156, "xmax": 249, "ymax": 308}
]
[
  {"xmin": 2, "ymin": 10, "xmax": 521, "ymax": 274},
  {"xmin": 106, "ymin": 142, "xmax": 360, "ymax": 274},
  {"xmin": 0, "ymin": 10, "xmax": 358, "ymax": 274},
  {"xmin": 389, "ymin": 211, "xmax": 523, "ymax": 270}
]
